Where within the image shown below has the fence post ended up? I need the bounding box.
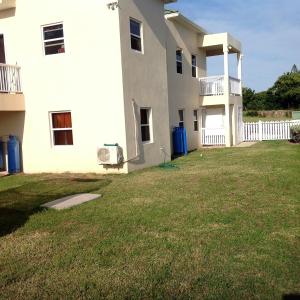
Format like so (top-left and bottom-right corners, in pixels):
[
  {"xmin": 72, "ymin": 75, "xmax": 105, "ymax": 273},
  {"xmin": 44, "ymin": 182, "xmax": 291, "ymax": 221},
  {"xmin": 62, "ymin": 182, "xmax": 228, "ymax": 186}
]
[{"xmin": 258, "ymin": 121, "xmax": 263, "ymax": 141}]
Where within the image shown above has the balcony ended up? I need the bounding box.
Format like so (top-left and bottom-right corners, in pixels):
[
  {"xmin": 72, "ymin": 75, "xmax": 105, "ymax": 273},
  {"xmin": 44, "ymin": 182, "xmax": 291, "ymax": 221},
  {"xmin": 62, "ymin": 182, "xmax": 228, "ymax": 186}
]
[
  {"xmin": 0, "ymin": 0, "xmax": 16, "ymax": 11},
  {"xmin": 199, "ymin": 75, "xmax": 241, "ymax": 96},
  {"xmin": 0, "ymin": 63, "xmax": 25, "ymax": 111}
]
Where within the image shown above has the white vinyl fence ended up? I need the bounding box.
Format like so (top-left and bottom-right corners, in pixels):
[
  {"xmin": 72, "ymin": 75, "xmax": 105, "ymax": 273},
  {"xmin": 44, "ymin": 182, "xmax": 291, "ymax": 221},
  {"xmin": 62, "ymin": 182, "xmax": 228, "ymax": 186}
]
[
  {"xmin": 202, "ymin": 128, "xmax": 225, "ymax": 146},
  {"xmin": 243, "ymin": 120, "xmax": 300, "ymax": 142}
]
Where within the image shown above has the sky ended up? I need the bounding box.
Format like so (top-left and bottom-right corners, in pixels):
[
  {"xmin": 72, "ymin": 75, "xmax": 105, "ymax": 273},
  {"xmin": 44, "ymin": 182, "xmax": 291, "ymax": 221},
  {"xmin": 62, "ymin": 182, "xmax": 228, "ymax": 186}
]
[{"xmin": 166, "ymin": 0, "xmax": 300, "ymax": 92}]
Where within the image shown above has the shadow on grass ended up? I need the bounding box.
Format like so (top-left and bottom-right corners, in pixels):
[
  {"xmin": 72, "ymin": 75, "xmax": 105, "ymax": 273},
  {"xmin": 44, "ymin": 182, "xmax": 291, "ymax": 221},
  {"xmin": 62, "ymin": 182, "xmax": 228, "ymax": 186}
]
[{"xmin": 0, "ymin": 177, "xmax": 111, "ymax": 237}]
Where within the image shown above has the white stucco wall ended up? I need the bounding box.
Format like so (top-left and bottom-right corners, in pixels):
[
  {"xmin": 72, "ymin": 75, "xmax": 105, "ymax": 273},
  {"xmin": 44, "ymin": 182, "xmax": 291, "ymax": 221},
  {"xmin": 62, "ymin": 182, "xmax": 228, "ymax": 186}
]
[
  {"xmin": 166, "ymin": 18, "xmax": 206, "ymax": 151},
  {"xmin": 0, "ymin": 0, "xmax": 129, "ymax": 173},
  {"xmin": 118, "ymin": 0, "xmax": 171, "ymax": 171}
]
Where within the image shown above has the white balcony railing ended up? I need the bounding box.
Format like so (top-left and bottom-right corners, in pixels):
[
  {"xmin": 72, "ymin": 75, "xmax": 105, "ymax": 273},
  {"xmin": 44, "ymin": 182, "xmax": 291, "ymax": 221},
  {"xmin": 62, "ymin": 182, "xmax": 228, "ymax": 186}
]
[
  {"xmin": 0, "ymin": 63, "xmax": 22, "ymax": 93},
  {"xmin": 199, "ymin": 75, "xmax": 241, "ymax": 96},
  {"xmin": 202, "ymin": 128, "xmax": 225, "ymax": 146}
]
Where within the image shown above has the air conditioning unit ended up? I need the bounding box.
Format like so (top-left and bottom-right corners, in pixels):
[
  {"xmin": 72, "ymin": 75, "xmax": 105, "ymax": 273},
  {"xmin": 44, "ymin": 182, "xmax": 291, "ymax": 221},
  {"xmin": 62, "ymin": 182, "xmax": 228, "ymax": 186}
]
[{"xmin": 97, "ymin": 144, "xmax": 123, "ymax": 165}]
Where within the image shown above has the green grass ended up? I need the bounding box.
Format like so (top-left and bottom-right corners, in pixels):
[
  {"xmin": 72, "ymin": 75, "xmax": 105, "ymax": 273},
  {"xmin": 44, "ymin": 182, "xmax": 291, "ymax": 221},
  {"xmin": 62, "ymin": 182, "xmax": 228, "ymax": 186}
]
[{"xmin": 0, "ymin": 142, "xmax": 300, "ymax": 299}]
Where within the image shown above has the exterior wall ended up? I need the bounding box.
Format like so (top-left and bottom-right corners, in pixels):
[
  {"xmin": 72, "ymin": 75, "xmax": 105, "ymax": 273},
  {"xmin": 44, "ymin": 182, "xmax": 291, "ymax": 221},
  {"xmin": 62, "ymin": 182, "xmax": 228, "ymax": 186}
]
[
  {"xmin": 0, "ymin": 94, "xmax": 25, "ymax": 111},
  {"xmin": 0, "ymin": 0, "xmax": 129, "ymax": 173},
  {"xmin": 166, "ymin": 18, "xmax": 206, "ymax": 151},
  {"xmin": 118, "ymin": 0, "xmax": 171, "ymax": 171}
]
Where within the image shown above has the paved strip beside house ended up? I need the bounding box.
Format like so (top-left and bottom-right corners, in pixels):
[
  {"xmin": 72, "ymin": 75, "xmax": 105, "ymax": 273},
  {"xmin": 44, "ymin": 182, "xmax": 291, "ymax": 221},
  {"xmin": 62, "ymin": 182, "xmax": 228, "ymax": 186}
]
[{"xmin": 41, "ymin": 194, "xmax": 101, "ymax": 210}]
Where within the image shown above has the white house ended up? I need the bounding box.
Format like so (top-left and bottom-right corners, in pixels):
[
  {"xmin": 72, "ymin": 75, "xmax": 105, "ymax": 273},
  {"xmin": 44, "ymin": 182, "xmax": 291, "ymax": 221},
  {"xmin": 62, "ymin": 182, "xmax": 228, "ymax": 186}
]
[{"xmin": 0, "ymin": 0, "xmax": 243, "ymax": 174}]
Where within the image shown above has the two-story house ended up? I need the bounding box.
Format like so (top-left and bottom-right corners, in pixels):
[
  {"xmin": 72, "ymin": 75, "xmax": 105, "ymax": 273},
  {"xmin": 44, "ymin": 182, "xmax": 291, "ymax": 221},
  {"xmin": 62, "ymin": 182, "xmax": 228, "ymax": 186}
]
[{"xmin": 0, "ymin": 0, "xmax": 243, "ymax": 174}]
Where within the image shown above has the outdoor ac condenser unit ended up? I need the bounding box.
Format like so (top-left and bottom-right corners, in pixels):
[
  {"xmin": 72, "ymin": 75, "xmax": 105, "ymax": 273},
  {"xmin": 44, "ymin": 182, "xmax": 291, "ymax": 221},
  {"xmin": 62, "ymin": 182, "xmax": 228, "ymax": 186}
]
[{"xmin": 97, "ymin": 144, "xmax": 123, "ymax": 165}]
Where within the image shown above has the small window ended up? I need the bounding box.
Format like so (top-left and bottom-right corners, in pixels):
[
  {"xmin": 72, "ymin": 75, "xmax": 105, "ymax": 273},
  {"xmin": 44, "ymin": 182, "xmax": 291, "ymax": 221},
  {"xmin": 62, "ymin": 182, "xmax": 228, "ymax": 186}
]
[
  {"xmin": 50, "ymin": 111, "xmax": 73, "ymax": 146},
  {"xmin": 176, "ymin": 49, "xmax": 183, "ymax": 74},
  {"xmin": 193, "ymin": 110, "xmax": 199, "ymax": 131},
  {"xmin": 140, "ymin": 108, "xmax": 152, "ymax": 143},
  {"xmin": 130, "ymin": 18, "xmax": 142, "ymax": 52},
  {"xmin": 192, "ymin": 55, "xmax": 197, "ymax": 78},
  {"xmin": 179, "ymin": 109, "xmax": 184, "ymax": 128},
  {"xmin": 43, "ymin": 23, "xmax": 65, "ymax": 55}
]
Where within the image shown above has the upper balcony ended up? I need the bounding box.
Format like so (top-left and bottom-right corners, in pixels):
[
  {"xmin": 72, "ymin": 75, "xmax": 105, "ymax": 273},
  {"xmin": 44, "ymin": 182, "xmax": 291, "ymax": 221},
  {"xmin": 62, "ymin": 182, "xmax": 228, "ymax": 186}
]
[
  {"xmin": 0, "ymin": 0, "xmax": 16, "ymax": 11},
  {"xmin": 199, "ymin": 75, "xmax": 241, "ymax": 96},
  {"xmin": 0, "ymin": 63, "xmax": 25, "ymax": 111}
]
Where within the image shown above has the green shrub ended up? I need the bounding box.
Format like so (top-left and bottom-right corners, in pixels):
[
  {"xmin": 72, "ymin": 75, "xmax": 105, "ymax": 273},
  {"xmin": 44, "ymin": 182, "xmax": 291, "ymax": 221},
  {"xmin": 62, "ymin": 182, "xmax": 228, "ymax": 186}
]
[
  {"xmin": 291, "ymin": 125, "xmax": 300, "ymax": 143},
  {"xmin": 245, "ymin": 110, "xmax": 258, "ymax": 117}
]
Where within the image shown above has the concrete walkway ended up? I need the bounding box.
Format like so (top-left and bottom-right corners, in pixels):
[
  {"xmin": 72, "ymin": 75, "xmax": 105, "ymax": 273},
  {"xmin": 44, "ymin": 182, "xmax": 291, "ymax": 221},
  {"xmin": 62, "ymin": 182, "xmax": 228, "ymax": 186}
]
[
  {"xmin": 41, "ymin": 194, "xmax": 101, "ymax": 210},
  {"xmin": 235, "ymin": 142, "xmax": 257, "ymax": 148}
]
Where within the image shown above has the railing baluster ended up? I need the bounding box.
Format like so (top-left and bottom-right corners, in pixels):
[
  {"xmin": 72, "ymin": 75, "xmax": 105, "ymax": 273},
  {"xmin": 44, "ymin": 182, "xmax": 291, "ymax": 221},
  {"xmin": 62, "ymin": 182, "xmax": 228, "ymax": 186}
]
[{"xmin": 0, "ymin": 63, "xmax": 22, "ymax": 93}]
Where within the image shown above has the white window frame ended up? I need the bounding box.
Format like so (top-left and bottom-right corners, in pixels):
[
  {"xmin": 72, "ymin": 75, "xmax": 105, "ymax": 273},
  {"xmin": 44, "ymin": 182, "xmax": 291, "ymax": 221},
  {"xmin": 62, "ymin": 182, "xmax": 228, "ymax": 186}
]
[
  {"xmin": 42, "ymin": 22, "xmax": 65, "ymax": 56},
  {"xmin": 49, "ymin": 111, "xmax": 73, "ymax": 147},
  {"xmin": 176, "ymin": 48, "xmax": 183, "ymax": 74},
  {"xmin": 192, "ymin": 54, "xmax": 197, "ymax": 78},
  {"xmin": 130, "ymin": 18, "xmax": 143, "ymax": 53},
  {"xmin": 140, "ymin": 108, "xmax": 153, "ymax": 144},
  {"xmin": 179, "ymin": 109, "xmax": 184, "ymax": 128},
  {"xmin": 193, "ymin": 109, "xmax": 199, "ymax": 131}
]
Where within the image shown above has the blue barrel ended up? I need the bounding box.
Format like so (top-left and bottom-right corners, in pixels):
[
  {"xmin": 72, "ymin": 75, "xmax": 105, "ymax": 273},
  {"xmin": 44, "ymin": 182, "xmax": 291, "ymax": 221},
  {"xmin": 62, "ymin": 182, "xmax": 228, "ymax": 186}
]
[
  {"xmin": 7, "ymin": 136, "xmax": 21, "ymax": 174},
  {"xmin": 172, "ymin": 127, "xmax": 188, "ymax": 156},
  {"xmin": 0, "ymin": 139, "xmax": 4, "ymax": 170}
]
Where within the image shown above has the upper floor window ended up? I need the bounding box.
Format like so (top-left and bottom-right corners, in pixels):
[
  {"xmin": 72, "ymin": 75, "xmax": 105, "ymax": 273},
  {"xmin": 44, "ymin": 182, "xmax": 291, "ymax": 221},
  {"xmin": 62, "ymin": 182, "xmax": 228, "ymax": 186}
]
[
  {"xmin": 192, "ymin": 55, "xmax": 197, "ymax": 77},
  {"xmin": 42, "ymin": 23, "xmax": 65, "ymax": 55},
  {"xmin": 130, "ymin": 18, "xmax": 142, "ymax": 52},
  {"xmin": 140, "ymin": 108, "xmax": 152, "ymax": 143},
  {"xmin": 50, "ymin": 111, "xmax": 73, "ymax": 146},
  {"xmin": 179, "ymin": 109, "xmax": 184, "ymax": 127},
  {"xmin": 176, "ymin": 49, "xmax": 183, "ymax": 74}
]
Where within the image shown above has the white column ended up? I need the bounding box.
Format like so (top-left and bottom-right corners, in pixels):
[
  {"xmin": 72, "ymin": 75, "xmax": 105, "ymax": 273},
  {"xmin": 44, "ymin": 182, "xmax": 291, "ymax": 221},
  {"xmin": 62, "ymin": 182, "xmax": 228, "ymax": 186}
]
[
  {"xmin": 237, "ymin": 53, "xmax": 243, "ymax": 96},
  {"xmin": 223, "ymin": 45, "xmax": 231, "ymax": 147}
]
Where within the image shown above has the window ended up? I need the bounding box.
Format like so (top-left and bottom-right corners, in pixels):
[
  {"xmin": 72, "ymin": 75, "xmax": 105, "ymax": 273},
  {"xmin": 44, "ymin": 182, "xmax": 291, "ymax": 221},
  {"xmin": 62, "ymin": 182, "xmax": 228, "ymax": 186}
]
[
  {"xmin": 50, "ymin": 111, "xmax": 73, "ymax": 146},
  {"xmin": 42, "ymin": 23, "xmax": 65, "ymax": 55},
  {"xmin": 130, "ymin": 18, "xmax": 142, "ymax": 52},
  {"xmin": 193, "ymin": 110, "xmax": 199, "ymax": 131},
  {"xmin": 176, "ymin": 49, "xmax": 183, "ymax": 74},
  {"xmin": 192, "ymin": 55, "xmax": 197, "ymax": 77},
  {"xmin": 140, "ymin": 108, "xmax": 152, "ymax": 143},
  {"xmin": 179, "ymin": 110, "xmax": 184, "ymax": 128}
]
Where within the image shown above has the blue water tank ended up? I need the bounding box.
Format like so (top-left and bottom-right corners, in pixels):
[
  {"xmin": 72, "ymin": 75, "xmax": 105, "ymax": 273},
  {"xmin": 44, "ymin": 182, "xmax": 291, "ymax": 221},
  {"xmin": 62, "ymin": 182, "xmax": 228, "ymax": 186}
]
[
  {"xmin": 7, "ymin": 136, "xmax": 21, "ymax": 174},
  {"xmin": 0, "ymin": 139, "xmax": 4, "ymax": 170},
  {"xmin": 172, "ymin": 127, "xmax": 188, "ymax": 156}
]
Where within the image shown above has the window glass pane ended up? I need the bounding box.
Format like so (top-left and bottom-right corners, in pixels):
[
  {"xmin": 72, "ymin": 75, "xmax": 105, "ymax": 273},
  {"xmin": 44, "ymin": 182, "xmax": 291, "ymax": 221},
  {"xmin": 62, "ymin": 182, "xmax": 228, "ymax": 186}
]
[
  {"xmin": 192, "ymin": 55, "xmax": 196, "ymax": 66},
  {"xmin": 179, "ymin": 110, "xmax": 184, "ymax": 122},
  {"xmin": 140, "ymin": 109, "xmax": 149, "ymax": 125},
  {"xmin": 194, "ymin": 121, "xmax": 199, "ymax": 131},
  {"xmin": 45, "ymin": 40, "xmax": 65, "ymax": 55},
  {"xmin": 141, "ymin": 125, "xmax": 150, "ymax": 142},
  {"xmin": 52, "ymin": 112, "xmax": 72, "ymax": 128},
  {"xmin": 194, "ymin": 110, "xmax": 198, "ymax": 119},
  {"xmin": 192, "ymin": 66, "xmax": 196, "ymax": 77},
  {"xmin": 177, "ymin": 62, "xmax": 182, "ymax": 74},
  {"xmin": 176, "ymin": 50, "xmax": 182, "ymax": 62},
  {"xmin": 44, "ymin": 28, "xmax": 64, "ymax": 40},
  {"xmin": 130, "ymin": 19, "xmax": 141, "ymax": 36},
  {"xmin": 131, "ymin": 35, "xmax": 142, "ymax": 52},
  {"xmin": 54, "ymin": 130, "xmax": 73, "ymax": 145}
]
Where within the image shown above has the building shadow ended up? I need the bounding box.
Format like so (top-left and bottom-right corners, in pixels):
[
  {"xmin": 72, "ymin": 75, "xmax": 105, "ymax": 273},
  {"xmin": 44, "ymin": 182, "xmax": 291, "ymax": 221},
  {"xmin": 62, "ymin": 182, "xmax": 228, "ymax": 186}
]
[
  {"xmin": 283, "ymin": 294, "xmax": 300, "ymax": 300},
  {"xmin": 0, "ymin": 177, "xmax": 111, "ymax": 237}
]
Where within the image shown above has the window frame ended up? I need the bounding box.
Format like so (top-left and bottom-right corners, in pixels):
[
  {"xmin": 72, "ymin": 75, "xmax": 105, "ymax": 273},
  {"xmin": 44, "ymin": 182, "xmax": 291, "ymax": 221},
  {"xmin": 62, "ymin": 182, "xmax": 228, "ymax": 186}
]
[
  {"xmin": 193, "ymin": 109, "xmax": 199, "ymax": 131},
  {"xmin": 176, "ymin": 49, "xmax": 183, "ymax": 74},
  {"xmin": 179, "ymin": 109, "xmax": 184, "ymax": 128},
  {"xmin": 140, "ymin": 108, "xmax": 153, "ymax": 144},
  {"xmin": 42, "ymin": 22, "xmax": 65, "ymax": 56},
  {"xmin": 192, "ymin": 54, "xmax": 197, "ymax": 78},
  {"xmin": 49, "ymin": 111, "xmax": 74, "ymax": 147},
  {"xmin": 130, "ymin": 18, "xmax": 143, "ymax": 53}
]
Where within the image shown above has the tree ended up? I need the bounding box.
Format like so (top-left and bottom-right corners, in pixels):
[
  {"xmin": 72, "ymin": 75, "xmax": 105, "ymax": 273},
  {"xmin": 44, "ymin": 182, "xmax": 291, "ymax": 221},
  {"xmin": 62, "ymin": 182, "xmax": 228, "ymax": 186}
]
[
  {"xmin": 291, "ymin": 64, "xmax": 299, "ymax": 73},
  {"xmin": 268, "ymin": 72, "xmax": 300, "ymax": 109},
  {"xmin": 242, "ymin": 87, "xmax": 256, "ymax": 110}
]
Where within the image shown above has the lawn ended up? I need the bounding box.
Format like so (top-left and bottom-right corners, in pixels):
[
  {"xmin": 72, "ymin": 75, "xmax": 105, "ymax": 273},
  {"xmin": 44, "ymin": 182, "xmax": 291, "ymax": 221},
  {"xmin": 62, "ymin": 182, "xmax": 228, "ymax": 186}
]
[{"xmin": 0, "ymin": 142, "xmax": 300, "ymax": 299}]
